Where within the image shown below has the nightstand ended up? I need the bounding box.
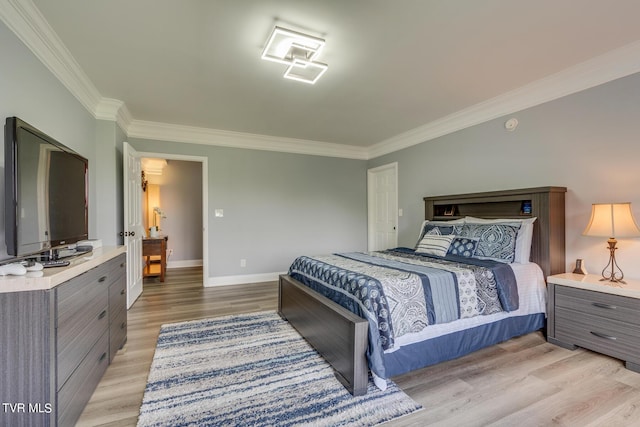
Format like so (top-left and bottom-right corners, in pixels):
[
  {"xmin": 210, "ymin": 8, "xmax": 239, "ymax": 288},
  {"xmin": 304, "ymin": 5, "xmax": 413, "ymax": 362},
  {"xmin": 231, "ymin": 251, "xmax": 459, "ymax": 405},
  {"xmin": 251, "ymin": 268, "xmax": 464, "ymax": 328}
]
[{"xmin": 547, "ymin": 273, "xmax": 640, "ymax": 372}]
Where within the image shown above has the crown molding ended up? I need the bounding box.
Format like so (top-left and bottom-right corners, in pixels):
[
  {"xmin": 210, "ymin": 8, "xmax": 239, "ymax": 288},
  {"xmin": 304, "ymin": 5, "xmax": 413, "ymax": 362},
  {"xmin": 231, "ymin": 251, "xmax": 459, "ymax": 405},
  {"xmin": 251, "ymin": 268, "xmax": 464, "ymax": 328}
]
[
  {"xmin": 368, "ymin": 40, "xmax": 640, "ymax": 159},
  {"xmin": 0, "ymin": 0, "xmax": 103, "ymax": 116},
  {"xmin": 94, "ymin": 98, "xmax": 123, "ymax": 121},
  {"xmin": 127, "ymin": 120, "xmax": 369, "ymax": 160},
  {"xmin": 140, "ymin": 158, "xmax": 168, "ymax": 176},
  {"xmin": 95, "ymin": 98, "xmax": 133, "ymax": 131},
  {"xmin": 3, "ymin": 1, "xmax": 640, "ymax": 161}
]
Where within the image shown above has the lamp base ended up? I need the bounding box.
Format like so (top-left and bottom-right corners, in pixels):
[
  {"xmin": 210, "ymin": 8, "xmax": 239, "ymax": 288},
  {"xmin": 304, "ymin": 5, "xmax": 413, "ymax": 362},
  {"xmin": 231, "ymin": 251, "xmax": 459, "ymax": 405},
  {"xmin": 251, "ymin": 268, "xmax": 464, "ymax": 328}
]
[
  {"xmin": 600, "ymin": 237, "xmax": 625, "ymax": 285},
  {"xmin": 599, "ymin": 276, "xmax": 625, "ymax": 286}
]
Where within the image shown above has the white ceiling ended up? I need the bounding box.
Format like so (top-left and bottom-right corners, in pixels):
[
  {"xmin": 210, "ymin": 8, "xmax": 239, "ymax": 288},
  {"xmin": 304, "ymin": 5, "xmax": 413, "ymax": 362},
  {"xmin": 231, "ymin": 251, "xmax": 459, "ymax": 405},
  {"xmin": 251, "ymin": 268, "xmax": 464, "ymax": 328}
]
[{"xmin": 6, "ymin": 1, "xmax": 640, "ymax": 158}]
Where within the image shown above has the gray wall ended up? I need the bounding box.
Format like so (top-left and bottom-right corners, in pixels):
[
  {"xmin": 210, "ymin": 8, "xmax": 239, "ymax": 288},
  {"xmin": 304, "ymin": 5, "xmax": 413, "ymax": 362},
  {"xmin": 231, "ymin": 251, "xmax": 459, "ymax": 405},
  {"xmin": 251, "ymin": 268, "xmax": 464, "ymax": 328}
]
[
  {"xmin": 369, "ymin": 72, "xmax": 640, "ymax": 279},
  {"xmin": 95, "ymin": 120, "xmax": 125, "ymax": 246},
  {"xmin": 129, "ymin": 138, "xmax": 368, "ymax": 279},
  {"xmin": 0, "ymin": 20, "xmax": 98, "ymax": 261}
]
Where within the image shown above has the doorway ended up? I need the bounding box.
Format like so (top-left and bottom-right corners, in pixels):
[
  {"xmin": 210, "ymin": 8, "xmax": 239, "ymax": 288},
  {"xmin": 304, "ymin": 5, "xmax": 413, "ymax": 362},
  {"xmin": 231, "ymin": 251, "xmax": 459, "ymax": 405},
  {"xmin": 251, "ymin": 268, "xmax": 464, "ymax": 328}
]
[
  {"xmin": 139, "ymin": 152, "xmax": 209, "ymax": 284},
  {"xmin": 367, "ymin": 162, "xmax": 398, "ymax": 251}
]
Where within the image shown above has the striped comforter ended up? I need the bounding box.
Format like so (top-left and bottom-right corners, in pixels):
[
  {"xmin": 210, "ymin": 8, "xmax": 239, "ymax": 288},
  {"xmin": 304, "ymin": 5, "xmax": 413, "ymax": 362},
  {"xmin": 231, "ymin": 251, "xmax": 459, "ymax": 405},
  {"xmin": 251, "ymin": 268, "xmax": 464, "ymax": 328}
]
[{"xmin": 288, "ymin": 248, "xmax": 519, "ymax": 354}]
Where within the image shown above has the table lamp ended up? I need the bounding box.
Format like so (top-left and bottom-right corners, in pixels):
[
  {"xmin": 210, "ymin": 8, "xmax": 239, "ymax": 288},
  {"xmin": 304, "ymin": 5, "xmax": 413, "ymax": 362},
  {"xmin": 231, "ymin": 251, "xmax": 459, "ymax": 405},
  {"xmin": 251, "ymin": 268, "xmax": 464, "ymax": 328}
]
[{"xmin": 582, "ymin": 202, "xmax": 640, "ymax": 284}]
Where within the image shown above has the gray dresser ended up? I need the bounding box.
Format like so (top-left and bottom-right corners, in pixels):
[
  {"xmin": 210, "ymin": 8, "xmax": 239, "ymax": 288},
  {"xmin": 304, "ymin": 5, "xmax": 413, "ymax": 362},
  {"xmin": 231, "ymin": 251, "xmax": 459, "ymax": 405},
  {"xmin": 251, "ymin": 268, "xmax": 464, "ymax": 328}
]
[
  {"xmin": 547, "ymin": 273, "xmax": 640, "ymax": 372},
  {"xmin": 0, "ymin": 249, "xmax": 127, "ymax": 427}
]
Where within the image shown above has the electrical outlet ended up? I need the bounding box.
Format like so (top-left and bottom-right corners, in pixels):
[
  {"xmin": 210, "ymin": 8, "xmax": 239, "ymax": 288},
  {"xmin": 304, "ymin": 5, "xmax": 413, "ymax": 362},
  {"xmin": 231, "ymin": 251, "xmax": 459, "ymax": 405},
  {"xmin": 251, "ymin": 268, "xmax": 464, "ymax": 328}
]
[{"xmin": 240, "ymin": 259, "xmax": 246, "ymax": 268}]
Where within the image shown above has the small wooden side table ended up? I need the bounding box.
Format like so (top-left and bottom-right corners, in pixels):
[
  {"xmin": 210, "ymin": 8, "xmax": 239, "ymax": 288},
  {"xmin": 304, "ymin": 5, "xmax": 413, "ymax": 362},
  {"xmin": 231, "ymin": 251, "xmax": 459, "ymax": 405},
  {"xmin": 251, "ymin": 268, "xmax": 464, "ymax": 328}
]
[{"xmin": 143, "ymin": 236, "xmax": 168, "ymax": 282}]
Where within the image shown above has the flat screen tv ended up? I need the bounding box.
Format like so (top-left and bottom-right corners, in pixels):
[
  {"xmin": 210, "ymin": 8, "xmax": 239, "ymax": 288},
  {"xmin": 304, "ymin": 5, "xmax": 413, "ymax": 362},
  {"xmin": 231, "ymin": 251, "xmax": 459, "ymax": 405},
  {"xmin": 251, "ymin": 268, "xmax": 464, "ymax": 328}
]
[{"xmin": 5, "ymin": 117, "xmax": 88, "ymax": 257}]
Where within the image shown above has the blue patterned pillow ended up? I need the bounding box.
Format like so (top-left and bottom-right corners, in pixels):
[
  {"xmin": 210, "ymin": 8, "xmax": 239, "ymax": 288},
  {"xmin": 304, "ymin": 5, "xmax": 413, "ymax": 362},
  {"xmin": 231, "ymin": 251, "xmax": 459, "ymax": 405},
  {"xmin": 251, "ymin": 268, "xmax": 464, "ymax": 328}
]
[
  {"xmin": 447, "ymin": 237, "xmax": 478, "ymax": 257},
  {"xmin": 458, "ymin": 223, "xmax": 520, "ymax": 263},
  {"xmin": 425, "ymin": 227, "xmax": 441, "ymax": 236},
  {"xmin": 419, "ymin": 224, "xmax": 454, "ymax": 240}
]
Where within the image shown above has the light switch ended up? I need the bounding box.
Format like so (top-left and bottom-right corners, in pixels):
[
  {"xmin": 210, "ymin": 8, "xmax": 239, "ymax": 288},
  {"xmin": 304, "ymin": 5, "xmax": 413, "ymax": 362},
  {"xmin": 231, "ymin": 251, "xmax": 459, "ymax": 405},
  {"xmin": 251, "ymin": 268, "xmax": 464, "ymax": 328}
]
[
  {"xmin": 398, "ymin": 208, "xmax": 403, "ymax": 217},
  {"xmin": 215, "ymin": 209, "xmax": 224, "ymax": 217}
]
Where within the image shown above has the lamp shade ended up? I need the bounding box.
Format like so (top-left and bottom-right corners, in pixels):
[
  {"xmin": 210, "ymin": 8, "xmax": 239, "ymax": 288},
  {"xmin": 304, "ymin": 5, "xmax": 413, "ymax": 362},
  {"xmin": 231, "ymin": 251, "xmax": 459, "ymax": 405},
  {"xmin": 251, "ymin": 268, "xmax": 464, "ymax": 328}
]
[{"xmin": 582, "ymin": 203, "xmax": 640, "ymax": 238}]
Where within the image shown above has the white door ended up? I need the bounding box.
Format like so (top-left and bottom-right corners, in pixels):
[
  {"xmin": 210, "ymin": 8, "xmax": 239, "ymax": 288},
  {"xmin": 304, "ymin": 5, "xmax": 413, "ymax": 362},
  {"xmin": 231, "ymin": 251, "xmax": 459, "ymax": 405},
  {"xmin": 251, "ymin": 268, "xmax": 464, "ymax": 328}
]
[
  {"xmin": 123, "ymin": 142, "xmax": 144, "ymax": 308},
  {"xmin": 367, "ymin": 163, "xmax": 398, "ymax": 251}
]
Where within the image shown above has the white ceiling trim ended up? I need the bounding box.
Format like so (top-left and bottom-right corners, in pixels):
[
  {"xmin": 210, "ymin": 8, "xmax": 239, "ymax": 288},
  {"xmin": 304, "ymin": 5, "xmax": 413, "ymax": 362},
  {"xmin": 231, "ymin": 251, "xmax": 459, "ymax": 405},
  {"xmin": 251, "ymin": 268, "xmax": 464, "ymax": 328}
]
[
  {"xmin": 0, "ymin": 0, "xmax": 102, "ymax": 117},
  {"xmin": 3, "ymin": 1, "xmax": 640, "ymax": 161},
  {"xmin": 95, "ymin": 98, "xmax": 133, "ymax": 132},
  {"xmin": 127, "ymin": 119, "xmax": 368, "ymax": 160},
  {"xmin": 368, "ymin": 39, "xmax": 640, "ymax": 159}
]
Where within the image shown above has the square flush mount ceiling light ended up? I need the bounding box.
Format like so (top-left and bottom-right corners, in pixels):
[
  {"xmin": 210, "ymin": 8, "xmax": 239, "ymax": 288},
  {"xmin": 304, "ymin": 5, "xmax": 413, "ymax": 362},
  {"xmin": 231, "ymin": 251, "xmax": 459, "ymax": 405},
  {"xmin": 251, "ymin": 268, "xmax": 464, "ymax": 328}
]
[{"xmin": 261, "ymin": 26, "xmax": 328, "ymax": 84}]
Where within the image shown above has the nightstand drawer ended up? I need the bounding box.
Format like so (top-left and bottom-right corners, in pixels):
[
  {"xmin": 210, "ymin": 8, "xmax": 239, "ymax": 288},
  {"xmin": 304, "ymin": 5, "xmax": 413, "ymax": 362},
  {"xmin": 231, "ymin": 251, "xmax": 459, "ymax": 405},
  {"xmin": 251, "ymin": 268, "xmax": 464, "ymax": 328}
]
[
  {"xmin": 555, "ymin": 307, "xmax": 640, "ymax": 365},
  {"xmin": 555, "ymin": 285, "xmax": 640, "ymax": 326}
]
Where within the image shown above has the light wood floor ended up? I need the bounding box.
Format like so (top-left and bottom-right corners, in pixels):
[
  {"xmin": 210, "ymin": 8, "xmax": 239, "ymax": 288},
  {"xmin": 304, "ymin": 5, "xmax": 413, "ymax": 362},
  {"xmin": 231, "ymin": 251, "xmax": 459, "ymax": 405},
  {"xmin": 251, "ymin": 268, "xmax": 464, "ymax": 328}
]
[{"xmin": 77, "ymin": 267, "xmax": 640, "ymax": 427}]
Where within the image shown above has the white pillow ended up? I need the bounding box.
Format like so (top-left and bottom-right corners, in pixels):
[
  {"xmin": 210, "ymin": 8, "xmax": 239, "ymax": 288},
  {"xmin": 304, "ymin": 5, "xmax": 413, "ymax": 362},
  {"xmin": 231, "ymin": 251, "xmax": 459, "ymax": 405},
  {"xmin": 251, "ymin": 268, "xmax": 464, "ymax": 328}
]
[
  {"xmin": 463, "ymin": 216, "xmax": 537, "ymax": 264},
  {"xmin": 416, "ymin": 234, "xmax": 455, "ymax": 257}
]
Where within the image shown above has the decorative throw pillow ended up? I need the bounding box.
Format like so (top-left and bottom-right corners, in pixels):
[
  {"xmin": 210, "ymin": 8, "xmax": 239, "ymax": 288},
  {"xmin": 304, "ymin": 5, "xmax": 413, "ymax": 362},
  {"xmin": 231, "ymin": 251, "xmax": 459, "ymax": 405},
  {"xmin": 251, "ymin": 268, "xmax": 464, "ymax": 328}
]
[
  {"xmin": 458, "ymin": 223, "xmax": 520, "ymax": 263},
  {"xmin": 447, "ymin": 237, "xmax": 479, "ymax": 257},
  {"xmin": 416, "ymin": 234, "xmax": 455, "ymax": 257},
  {"xmin": 464, "ymin": 216, "xmax": 537, "ymax": 264},
  {"xmin": 425, "ymin": 227, "xmax": 441, "ymax": 236},
  {"xmin": 417, "ymin": 219, "xmax": 464, "ymax": 240}
]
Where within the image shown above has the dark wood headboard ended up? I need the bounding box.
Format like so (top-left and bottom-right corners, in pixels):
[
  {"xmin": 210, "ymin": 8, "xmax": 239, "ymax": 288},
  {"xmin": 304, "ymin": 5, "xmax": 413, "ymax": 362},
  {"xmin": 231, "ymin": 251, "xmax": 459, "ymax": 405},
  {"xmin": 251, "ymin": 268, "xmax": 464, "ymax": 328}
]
[{"xmin": 423, "ymin": 186, "xmax": 567, "ymax": 279}]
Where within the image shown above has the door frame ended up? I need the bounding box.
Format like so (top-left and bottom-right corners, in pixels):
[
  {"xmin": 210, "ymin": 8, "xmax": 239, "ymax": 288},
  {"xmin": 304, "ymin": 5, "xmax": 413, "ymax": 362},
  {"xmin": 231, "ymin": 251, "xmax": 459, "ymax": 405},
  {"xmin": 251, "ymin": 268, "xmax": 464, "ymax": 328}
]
[
  {"xmin": 137, "ymin": 152, "xmax": 209, "ymax": 285},
  {"xmin": 367, "ymin": 162, "xmax": 398, "ymax": 251}
]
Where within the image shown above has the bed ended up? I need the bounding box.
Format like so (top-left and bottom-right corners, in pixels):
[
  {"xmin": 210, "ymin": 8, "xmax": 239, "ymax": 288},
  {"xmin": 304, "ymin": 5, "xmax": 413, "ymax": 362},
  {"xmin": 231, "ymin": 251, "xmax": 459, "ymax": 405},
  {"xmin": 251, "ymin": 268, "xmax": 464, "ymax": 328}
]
[{"xmin": 278, "ymin": 187, "xmax": 566, "ymax": 396}]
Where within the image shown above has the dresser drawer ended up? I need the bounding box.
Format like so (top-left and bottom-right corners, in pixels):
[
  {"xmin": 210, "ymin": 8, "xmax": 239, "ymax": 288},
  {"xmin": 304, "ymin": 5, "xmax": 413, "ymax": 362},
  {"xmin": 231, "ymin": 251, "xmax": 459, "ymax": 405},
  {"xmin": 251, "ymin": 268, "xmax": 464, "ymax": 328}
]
[
  {"xmin": 108, "ymin": 272, "xmax": 126, "ymax": 310},
  {"xmin": 56, "ymin": 264, "xmax": 110, "ymax": 389},
  {"xmin": 57, "ymin": 261, "xmax": 110, "ymax": 328},
  {"xmin": 555, "ymin": 285, "xmax": 640, "ymax": 326},
  {"xmin": 104, "ymin": 255, "xmax": 126, "ymax": 287},
  {"xmin": 58, "ymin": 331, "xmax": 109, "ymax": 427},
  {"xmin": 57, "ymin": 295, "xmax": 108, "ymax": 389},
  {"xmin": 109, "ymin": 307, "xmax": 127, "ymax": 362},
  {"xmin": 555, "ymin": 307, "xmax": 640, "ymax": 365}
]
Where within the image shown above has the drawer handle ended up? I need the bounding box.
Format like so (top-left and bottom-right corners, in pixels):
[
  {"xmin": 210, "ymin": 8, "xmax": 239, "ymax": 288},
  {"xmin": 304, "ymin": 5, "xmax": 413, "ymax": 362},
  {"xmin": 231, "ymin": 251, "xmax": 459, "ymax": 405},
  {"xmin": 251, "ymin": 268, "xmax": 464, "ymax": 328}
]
[
  {"xmin": 99, "ymin": 352, "xmax": 107, "ymax": 362},
  {"xmin": 120, "ymin": 289, "xmax": 126, "ymax": 295},
  {"xmin": 592, "ymin": 302, "xmax": 617, "ymax": 310},
  {"xmin": 121, "ymin": 321, "xmax": 127, "ymax": 329},
  {"xmin": 98, "ymin": 310, "xmax": 107, "ymax": 320},
  {"xmin": 99, "ymin": 276, "xmax": 107, "ymax": 283},
  {"xmin": 590, "ymin": 331, "xmax": 617, "ymax": 341}
]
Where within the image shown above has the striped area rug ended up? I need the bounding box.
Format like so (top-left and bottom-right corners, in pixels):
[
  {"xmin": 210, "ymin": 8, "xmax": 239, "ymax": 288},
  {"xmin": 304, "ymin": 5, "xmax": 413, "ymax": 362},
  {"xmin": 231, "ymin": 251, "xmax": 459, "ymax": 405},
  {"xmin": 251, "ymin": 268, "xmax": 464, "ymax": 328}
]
[{"xmin": 137, "ymin": 311, "xmax": 422, "ymax": 426}]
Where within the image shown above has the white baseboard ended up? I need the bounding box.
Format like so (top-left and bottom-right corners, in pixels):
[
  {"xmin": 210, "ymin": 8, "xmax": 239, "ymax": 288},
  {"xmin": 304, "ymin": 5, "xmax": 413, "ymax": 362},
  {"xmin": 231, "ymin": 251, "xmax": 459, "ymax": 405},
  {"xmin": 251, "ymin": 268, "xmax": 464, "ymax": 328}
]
[
  {"xmin": 167, "ymin": 259, "xmax": 203, "ymax": 269},
  {"xmin": 206, "ymin": 272, "xmax": 284, "ymax": 287}
]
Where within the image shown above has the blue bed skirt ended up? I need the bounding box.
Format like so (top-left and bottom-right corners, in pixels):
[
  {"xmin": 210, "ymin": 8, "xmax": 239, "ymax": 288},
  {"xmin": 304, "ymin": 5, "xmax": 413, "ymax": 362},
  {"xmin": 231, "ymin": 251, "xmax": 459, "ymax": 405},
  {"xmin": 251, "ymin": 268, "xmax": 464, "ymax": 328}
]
[{"xmin": 383, "ymin": 313, "xmax": 545, "ymax": 377}]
